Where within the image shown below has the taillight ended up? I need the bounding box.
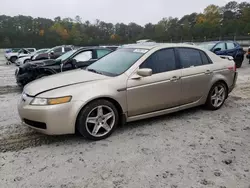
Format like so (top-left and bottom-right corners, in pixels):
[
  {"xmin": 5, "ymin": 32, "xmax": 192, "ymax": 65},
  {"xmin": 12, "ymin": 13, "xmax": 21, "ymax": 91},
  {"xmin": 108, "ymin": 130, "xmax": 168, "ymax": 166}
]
[{"xmin": 228, "ymin": 64, "xmax": 236, "ymax": 71}]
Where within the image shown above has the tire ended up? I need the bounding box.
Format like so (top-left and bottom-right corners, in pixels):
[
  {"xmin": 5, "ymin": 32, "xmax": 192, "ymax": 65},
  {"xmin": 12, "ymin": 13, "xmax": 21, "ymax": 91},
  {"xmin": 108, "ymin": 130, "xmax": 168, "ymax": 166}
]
[
  {"xmin": 234, "ymin": 56, "xmax": 243, "ymax": 68},
  {"xmin": 205, "ymin": 82, "xmax": 228, "ymax": 110},
  {"xmin": 10, "ymin": 56, "xmax": 17, "ymax": 63},
  {"xmin": 76, "ymin": 99, "xmax": 119, "ymax": 140}
]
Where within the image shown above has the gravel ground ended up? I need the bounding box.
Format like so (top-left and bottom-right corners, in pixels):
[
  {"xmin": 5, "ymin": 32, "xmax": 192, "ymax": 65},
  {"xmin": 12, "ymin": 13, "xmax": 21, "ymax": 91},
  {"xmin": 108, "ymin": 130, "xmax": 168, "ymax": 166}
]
[{"xmin": 0, "ymin": 53, "xmax": 250, "ymax": 188}]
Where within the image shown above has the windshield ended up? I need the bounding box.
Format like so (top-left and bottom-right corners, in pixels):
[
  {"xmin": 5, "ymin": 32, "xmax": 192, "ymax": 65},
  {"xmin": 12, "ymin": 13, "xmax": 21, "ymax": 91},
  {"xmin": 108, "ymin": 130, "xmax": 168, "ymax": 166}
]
[
  {"xmin": 87, "ymin": 48, "xmax": 147, "ymax": 76},
  {"xmin": 198, "ymin": 42, "xmax": 217, "ymax": 50},
  {"xmin": 56, "ymin": 50, "xmax": 76, "ymax": 61}
]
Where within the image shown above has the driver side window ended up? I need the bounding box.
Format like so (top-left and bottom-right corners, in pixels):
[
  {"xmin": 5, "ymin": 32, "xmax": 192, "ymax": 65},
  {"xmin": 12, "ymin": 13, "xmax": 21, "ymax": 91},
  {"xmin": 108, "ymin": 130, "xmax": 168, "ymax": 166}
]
[
  {"xmin": 54, "ymin": 47, "xmax": 62, "ymax": 53},
  {"xmin": 139, "ymin": 48, "xmax": 176, "ymax": 74},
  {"xmin": 214, "ymin": 43, "xmax": 226, "ymax": 51},
  {"xmin": 73, "ymin": 51, "xmax": 93, "ymax": 62}
]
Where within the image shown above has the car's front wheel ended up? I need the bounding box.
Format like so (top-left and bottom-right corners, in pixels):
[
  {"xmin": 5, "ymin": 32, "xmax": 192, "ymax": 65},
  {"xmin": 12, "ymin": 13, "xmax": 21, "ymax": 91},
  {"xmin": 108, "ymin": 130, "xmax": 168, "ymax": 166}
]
[
  {"xmin": 10, "ymin": 56, "xmax": 17, "ymax": 63},
  {"xmin": 205, "ymin": 82, "xmax": 228, "ymax": 110},
  {"xmin": 76, "ymin": 100, "xmax": 119, "ymax": 140}
]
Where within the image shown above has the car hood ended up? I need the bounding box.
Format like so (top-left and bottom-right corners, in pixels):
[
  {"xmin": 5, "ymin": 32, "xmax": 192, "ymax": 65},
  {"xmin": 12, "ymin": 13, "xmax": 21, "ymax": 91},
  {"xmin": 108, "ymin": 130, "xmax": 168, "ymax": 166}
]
[
  {"xmin": 24, "ymin": 69, "xmax": 108, "ymax": 96},
  {"xmin": 5, "ymin": 52, "xmax": 18, "ymax": 58},
  {"xmin": 21, "ymin": 59, "xmax": 58, "ymax": 69}
]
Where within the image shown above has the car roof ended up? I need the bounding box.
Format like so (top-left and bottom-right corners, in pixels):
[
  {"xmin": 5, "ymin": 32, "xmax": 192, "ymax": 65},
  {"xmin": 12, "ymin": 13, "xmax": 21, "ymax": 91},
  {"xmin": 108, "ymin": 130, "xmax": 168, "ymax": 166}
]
[
  {"xmin": 121, "ymin": 42, "xmax": 204, "ymax": 50},
  {"xmin": 75, "ymin": 46, "xmax": 114, "ymax": 51},
  {"xmin": 201, "ymin": 40, "xmax": 236, "ymax": 44}
]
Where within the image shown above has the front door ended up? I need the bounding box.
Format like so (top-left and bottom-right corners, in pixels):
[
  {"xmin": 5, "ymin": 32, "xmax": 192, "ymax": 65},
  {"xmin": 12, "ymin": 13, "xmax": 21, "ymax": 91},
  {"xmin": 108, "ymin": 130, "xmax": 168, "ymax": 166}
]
[
  {"xmin": 213, "ymin": 42, "xmax": 227, "ymax": 55},
  {"xmin": 127, "ymin": 48, "xmax": 182, "ymax": 117},
  {"xmin": 72, "ymin": 50, "xmax": 94, "ymax": 69},
  {"xmin": 176, "ymin": 48, "xmax": 213, "ymax": 104}
]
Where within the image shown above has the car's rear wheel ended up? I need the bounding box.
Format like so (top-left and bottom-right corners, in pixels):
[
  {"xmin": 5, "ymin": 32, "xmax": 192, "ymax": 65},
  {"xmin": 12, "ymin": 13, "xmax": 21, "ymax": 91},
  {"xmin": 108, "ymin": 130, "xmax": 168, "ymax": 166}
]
[
  {"xmin": 10, "ymin": 56, "xmax": 17, "ymax": 63},
  {"xmin": 76, "ymin": 100, "xmax": 119, "ymax": 140},
  {"xmin": 205, "ymin": 82, "xmax": 228, "ymax": 110}
]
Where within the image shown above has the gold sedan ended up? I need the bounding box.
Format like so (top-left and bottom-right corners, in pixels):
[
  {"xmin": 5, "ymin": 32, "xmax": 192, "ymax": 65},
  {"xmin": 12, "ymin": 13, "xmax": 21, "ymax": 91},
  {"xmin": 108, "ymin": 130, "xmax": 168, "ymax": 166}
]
[{"xmin": 18, "ymin": 43, "xmax": 238, "ymax": 140}]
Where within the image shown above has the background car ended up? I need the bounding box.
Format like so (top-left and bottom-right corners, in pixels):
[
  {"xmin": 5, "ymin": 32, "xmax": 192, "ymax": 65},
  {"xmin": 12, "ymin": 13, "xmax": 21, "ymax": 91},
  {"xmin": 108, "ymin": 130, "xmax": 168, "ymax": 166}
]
[
  {"xmin": 246, "ymin": 46, "xmax": 250, "ymax": 63},
  {"xmin": 31, "ymin": 45, "xmax": 74, "ymax": 61},
  {"xmin": 18, "ymin": 43, "xmax": 237, "ymax": 140},
  {"xmin": 99, "ymin": 45, "xmax": 120, "ymax": 51},
  {"xmin": 198, "ymin": 41, "xmax": 245, "ymax": 68},
  {"xmin": 15, "ymin": 48, "xmax": 49, "ymax": 66},
  {"xmin": 136, "ymin": 39, "xmax": 155, "ymax": 43},
  {"xmin": 15, "ymin": 47, "xmax": 113, "ymax": 86},
  {"xmin": 5, "ymin": 48, "xmax": 36, "ymax": 63}
]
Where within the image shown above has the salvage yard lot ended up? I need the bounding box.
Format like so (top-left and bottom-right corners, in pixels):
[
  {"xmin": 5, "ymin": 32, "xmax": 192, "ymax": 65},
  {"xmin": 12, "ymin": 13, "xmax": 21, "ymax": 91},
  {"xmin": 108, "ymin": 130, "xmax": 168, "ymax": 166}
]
[{"xmin": 0, "ymin": 53, "xmax": 250, "ymax": 188}]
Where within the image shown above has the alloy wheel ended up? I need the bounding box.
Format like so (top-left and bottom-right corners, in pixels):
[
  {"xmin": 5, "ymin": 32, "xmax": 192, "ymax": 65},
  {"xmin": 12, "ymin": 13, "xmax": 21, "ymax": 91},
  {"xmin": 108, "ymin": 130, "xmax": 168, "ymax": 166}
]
[
  {"xmin": 85, "ymin": 105, "xmax": 115, "ymax": 137},
  {"xmin": 211, "ymin": 85, "xmax": 226, "ymax": 108}
]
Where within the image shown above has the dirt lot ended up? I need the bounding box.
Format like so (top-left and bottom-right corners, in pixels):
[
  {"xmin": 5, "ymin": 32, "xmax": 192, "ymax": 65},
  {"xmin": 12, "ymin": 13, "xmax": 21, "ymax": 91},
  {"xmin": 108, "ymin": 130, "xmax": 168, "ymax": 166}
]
[{"xmin": 0, "ymin": 54, "xmax": 250, "ymax": 188}]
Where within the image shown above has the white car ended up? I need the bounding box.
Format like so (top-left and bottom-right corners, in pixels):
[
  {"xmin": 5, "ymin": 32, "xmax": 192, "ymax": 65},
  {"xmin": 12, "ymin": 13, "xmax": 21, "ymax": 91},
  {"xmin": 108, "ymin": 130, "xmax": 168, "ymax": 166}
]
[
  {"xmin": 5, "ymin": 48, "xmax": 36, "ymax": 63},
  {"xmin": 15, "ymin": 48, "xmax": 49, "ymax": 66}
]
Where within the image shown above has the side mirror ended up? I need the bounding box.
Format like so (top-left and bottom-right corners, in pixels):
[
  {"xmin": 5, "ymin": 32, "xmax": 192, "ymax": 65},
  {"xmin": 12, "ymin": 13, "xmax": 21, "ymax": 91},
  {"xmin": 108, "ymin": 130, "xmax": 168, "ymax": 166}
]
[
  {"xmin": 49, "ymin": 50, "xmax": 54, "ymax": 55},
  {"xmin": 131, "ymin": 68, "xmax": 152, "ymax": 79},
  {"xmin": 213, "ymin": 48, "xmax": 221, "ymax": 52},
  {"xmin": 137, "ymin": 68, "xmax": 152, "ymax": 77}
]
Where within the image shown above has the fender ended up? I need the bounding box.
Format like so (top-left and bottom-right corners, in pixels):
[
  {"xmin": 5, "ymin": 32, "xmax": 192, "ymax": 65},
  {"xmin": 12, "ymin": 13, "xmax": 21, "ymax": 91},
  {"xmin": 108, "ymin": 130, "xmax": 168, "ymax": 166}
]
[{"xmin": 39, "ymin": 67, "xmax": 57, "ymax": 74}]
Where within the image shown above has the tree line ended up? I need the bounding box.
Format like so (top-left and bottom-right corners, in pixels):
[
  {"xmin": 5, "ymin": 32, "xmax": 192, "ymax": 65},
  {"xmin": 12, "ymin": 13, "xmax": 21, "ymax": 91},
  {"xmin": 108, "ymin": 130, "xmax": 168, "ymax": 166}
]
[{"xmin": 0, "ymin": 1, "xmax": 250, "ymax": 48}]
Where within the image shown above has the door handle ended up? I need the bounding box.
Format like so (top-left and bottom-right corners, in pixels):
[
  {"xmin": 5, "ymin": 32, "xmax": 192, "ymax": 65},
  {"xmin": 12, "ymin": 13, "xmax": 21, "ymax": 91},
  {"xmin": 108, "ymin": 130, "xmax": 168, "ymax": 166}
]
[
  {"xmin": 204, "ymin": 70, "xmax": 212, "ymax": 75},
  {"xmin": 170, "ymin": 76, "xmax": 180, "ymax": 82}
]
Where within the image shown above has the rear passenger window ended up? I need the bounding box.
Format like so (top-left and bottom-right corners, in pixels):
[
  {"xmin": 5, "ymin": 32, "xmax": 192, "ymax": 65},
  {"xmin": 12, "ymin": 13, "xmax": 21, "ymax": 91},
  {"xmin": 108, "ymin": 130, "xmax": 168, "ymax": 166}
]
[
  {"xmin": 178, "ymin": 48, "xmax": 203, "ymax": 68},
  {"xmin": 226, "ymin": 43, "xmax": 235, "ymax": 50},
  {"xmin": 140, "ymin": 48, "xmax": 176, "ymax": 74},
  {"xmin": 54, "ymin": 47, "xmax": 62, "ymax": 53},
  {"xmin": 200, "ymin": 51, "xmax": 211, "ymax": 65}
]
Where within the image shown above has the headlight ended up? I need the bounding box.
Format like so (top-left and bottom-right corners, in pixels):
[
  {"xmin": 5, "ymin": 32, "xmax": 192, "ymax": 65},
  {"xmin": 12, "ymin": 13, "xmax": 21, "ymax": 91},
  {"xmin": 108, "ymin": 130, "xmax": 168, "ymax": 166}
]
[{"xmin": 30, "ymin": 96, "xmax": 72, "ymax": 105}]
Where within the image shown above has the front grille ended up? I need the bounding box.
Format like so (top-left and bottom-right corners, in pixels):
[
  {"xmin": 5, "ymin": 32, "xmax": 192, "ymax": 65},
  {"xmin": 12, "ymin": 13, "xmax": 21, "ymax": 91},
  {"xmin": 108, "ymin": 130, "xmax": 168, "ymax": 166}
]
[{"xmin": 23, "ymin": 119, "xmax": 47, "ymax": 129}]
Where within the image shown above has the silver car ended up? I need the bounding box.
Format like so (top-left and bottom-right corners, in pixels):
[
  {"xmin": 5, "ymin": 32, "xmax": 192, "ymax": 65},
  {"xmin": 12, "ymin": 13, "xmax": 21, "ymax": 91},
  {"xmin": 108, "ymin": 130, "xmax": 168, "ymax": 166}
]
[{"xmin": 18, "ymin": 43, "xmax": 238, "ymax": 140}]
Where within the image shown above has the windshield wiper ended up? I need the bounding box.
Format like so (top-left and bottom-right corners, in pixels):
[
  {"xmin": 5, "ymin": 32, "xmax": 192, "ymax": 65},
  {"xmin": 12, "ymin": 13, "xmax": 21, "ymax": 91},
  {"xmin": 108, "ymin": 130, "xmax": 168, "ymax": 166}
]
[{"xmin": 86, "ymin": 68, "xmax": 103, "ymax": 75}]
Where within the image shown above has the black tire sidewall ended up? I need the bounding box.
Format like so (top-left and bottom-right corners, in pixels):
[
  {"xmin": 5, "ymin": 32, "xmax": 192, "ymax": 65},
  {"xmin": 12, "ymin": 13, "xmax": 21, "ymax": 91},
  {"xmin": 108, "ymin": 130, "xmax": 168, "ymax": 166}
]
[
  {"xmin": 76, "ymin": 99, "xmax": 119, "ymax": 140},
  {"xmin": 206, "ymin": 82, "xmax": 227, "ymax": 110},
  {"xmin": 234, "ymin": 56, "xmax": 243, "ymax": 68},
  {"xmin": 10, "ymin": 56, "xmax": 17, "ymax": 63}
]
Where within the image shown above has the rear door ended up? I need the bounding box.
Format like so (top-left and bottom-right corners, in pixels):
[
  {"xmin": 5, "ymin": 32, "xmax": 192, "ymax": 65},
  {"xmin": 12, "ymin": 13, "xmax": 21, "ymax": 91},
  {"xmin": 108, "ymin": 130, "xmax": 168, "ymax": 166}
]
[
  {"xmin": 177, "ymin": 48, "xmax": 213, "ymax": 105},
  {"xmin": 226, "ymin": 42, "xmax": 237, "ymax": 57}
]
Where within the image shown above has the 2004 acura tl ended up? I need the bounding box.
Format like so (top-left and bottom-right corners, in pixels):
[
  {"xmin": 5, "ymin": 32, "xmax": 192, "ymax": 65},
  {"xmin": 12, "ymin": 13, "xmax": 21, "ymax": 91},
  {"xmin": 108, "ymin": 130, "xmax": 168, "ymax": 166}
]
[{"xmin": 18, "ymin": 43, "xmax": 238, "ymax": 140}]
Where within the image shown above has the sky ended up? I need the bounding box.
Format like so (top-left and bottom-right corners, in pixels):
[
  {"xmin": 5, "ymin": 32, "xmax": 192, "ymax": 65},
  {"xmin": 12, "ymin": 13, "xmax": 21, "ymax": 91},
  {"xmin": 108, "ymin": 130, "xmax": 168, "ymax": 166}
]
[{"xmin": 0, "ymin": 0, "xmax": 246, "ymax": 25}]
